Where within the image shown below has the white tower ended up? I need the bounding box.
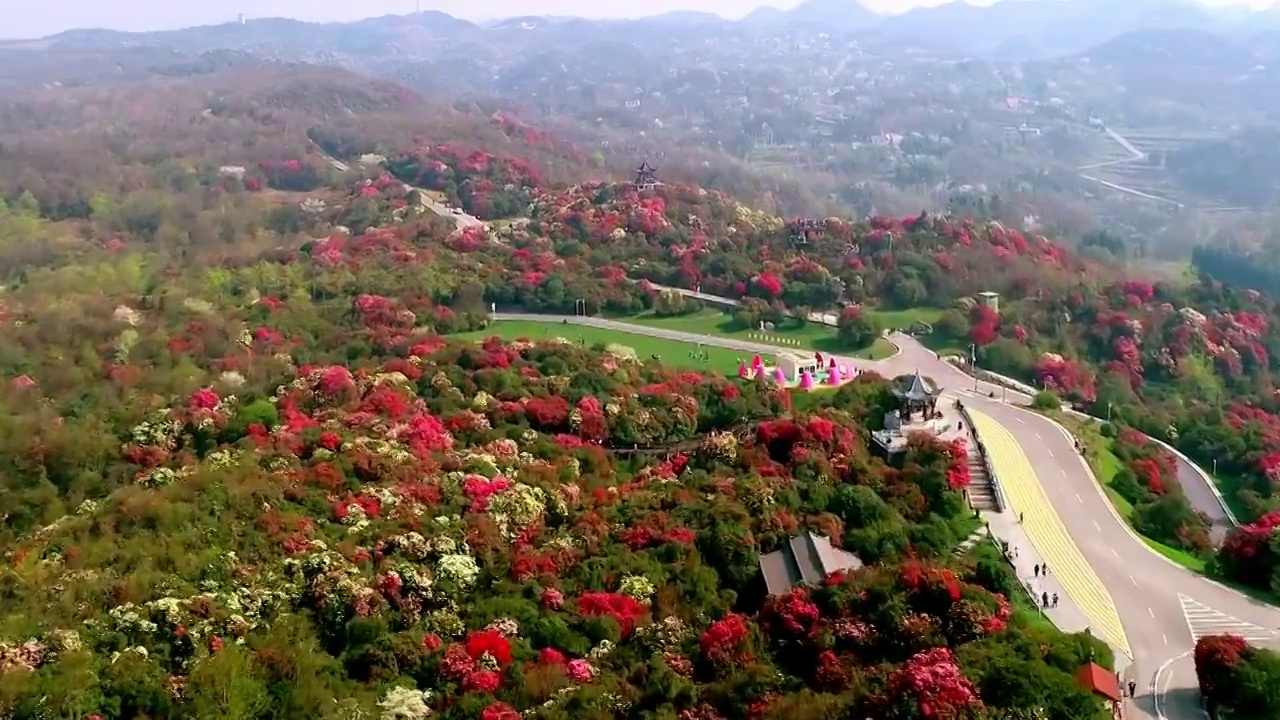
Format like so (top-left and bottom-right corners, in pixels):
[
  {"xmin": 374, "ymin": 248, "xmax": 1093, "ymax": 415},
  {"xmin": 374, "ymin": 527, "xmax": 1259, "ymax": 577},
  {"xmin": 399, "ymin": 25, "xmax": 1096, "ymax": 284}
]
[{"xmin": 238, "ymin": 13, "xmax": 246, "ymax": 24}]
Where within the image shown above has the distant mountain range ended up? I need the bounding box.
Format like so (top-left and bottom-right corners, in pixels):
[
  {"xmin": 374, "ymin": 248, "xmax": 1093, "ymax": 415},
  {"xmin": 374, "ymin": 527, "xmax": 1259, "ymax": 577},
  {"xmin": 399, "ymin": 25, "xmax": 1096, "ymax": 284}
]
[{"xmin": 6, "ymin": 0, "xmax": 1280, "ymax": 67}]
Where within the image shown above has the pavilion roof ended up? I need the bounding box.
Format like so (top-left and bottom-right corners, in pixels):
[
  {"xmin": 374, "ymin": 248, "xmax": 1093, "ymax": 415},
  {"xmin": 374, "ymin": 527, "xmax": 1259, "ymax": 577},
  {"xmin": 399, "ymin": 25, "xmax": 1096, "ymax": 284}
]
[{"xmin": 893, "ymin": 371, "xmax": 938, "ymax": 401}]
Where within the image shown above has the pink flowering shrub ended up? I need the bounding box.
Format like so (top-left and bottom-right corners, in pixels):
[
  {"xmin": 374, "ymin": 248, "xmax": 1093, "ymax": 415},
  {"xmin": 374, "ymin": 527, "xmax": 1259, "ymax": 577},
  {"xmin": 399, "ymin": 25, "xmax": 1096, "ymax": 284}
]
[{"xmin": 881, "ymin": 647, "xmax": 982, "ymax": 719}]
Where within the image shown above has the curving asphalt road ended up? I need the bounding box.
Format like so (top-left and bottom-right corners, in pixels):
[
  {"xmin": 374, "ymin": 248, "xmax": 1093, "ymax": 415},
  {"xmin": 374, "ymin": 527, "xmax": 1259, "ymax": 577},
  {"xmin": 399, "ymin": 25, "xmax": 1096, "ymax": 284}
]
[
  {"xmin": 1173, "ymin": 454, "xmax": 1235, "ymax": 546},
  {"xmin": 488, "ymin": 310, "xmax": 1280, "ymax": 720}
]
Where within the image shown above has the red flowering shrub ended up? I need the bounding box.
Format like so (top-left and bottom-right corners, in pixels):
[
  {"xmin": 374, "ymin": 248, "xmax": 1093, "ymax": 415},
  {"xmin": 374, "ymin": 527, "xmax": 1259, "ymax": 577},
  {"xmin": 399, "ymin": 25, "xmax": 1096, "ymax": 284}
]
[
  {"xmin": 700, "ymin": 613, "xmax": 752, "ymax": 665},
  {"xmin": 1109, "ymin": 426, "xmax": 1211, "ymax": 553},
  {"xmin": 480, "ymin": 702, "xmax": 521, "ymax": 720},
  {"xmin": 1033, "ymin": 353, "xmax": 1096, "ymax": 402},
  {"xmin": 882, "ymin": 647, "xmax": 982, "ymax": 719},
  {"xmin": 575, "ymin": 592, "xmax": 648, "ymax": 635},
  {"xmin": 464, "ymin": 629, "xmax": 513, "ymax": 666},
  {"xmin": 1195, "ymin": 634, "xmax": 1249, "ymax": 703},
  {"xmin": 759, "ymin": 588, "xmax": 821, "ymax": 641},
  {"xmin": 751, "ymin": 272, "xmax": 784, "ymax": 298},
  {"xmin": 944, "ymin": 439, "xmax": 970, "ymax": 490},
  {"xmin": 1218, "ymin": 511, "xmax": 1280, "ymax": 587},
  {"xmin": 463, "ymin": 669, "xmax": 502, "ymax": 694}
]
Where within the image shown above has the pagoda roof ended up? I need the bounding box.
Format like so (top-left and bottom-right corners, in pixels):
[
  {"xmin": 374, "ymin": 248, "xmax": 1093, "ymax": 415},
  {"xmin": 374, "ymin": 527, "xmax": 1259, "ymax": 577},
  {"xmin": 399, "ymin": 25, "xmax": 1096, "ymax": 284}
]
[{"xmin": 892, "ymin": 371, "xmax": 938, "ymax": 401}]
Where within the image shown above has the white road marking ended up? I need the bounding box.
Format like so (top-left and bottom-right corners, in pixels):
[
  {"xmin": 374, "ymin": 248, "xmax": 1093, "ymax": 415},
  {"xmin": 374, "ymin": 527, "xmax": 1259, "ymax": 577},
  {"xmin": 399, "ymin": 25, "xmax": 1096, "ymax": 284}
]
[
  {"xmin": 1153, "ymin": 650, "xmax": 1191, "ymax": 720},
  {"xmin": 1015, "ymin": 417, "xmax": 1025, "ymax": 424},
  {"xmin": 1111, "ymin": 547, "xmax": 1120, "ymax": 558},
  {"xmin": 1149, "ymin": 607, "xmax": 1156, "ymax": 618},
  {"xmin": 1130, "ymin": 575, "xmax": 1138, "ymax": 586},
  {"xmin": 1163, "ymin": 633, "xmax": 1168, "ymax": 646},
  {"xmin": 1179, "ymin": 594, "xmax": 1278, "ymax": 642},
  {"xmin": 1035, "ymin": 432, "xmax": 1042, "ymax": 440},
  {"xmin": 1076, "ymin": 493, "xmax": 1083, "ymax": 503},
  {"xmin": 1094, "ymin": 519, "xmax": 1102, "ymax": 531},
  {"xmin": 1047, "ymin": 448, "xmax": 1054, "ymax": 458}
]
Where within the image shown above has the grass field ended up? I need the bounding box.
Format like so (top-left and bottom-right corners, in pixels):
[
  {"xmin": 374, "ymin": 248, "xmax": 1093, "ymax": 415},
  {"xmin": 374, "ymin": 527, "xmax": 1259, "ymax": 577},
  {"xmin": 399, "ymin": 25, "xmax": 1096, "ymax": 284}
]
[
  {"xmin": 864, "ymin": 306, "xmax": 970, "ymax": 357},
  {"xmin": 624, "ymin": 309, "xmax": 897, "ymax": 360},
  {"xmin": 451, "ymin": 320, "xmax": 757, "ymax": 372},
  {"xmin": 864, "ymin": 306, "xmax": 947, "ymax": 330}
]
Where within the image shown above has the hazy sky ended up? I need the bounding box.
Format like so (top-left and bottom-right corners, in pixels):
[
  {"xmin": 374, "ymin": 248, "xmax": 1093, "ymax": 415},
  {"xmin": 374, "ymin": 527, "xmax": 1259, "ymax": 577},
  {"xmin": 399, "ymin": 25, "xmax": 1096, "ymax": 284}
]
[{"xmin": 5, "ymin": 0, "xmax": 1279, "ymax": 39}]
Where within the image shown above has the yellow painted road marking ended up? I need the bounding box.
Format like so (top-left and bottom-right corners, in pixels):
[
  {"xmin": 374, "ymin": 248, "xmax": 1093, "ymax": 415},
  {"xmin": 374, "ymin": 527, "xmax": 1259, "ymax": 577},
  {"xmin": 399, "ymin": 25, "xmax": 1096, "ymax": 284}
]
[{"xmin": 968, "ymin": 409, "xmax": 1133, "ymax": 660}]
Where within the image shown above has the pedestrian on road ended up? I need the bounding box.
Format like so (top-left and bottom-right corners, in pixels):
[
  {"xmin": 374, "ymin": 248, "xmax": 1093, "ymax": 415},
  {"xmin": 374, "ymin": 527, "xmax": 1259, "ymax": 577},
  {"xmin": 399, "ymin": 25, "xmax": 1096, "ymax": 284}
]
[
  {"xmin": 1042, "ymin": 591, "xmax": 1049, "ymax": 608},
  {"xmin": 1052, "ymin": 593, "xmax": 1059, "ymax": 608},
  {"xmin": 1019, "ymin": 512, "xmax": 1024, "ymax": 523},
  {"xmin": 1042, "ymin": 563, "xmax": 1049, "ymax": 576},
  {"xmin": 1128, "ymin": 680, "xmax": 1136, "ymax": 698},
  {"xmin": 1013, "ymin": 546, "xmax": 1018, "ymax": 558},
  {"xmin": 1034, "ymin": 564, "xmax": 1041, "ymax": 577}
]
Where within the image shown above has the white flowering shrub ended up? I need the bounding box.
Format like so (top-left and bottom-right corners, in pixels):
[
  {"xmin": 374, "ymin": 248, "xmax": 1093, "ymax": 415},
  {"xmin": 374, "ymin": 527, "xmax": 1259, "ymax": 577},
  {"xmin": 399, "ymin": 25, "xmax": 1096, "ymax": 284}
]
[
  {"xmin": 378, "ymin": 685, "xmax": 432, "ymax": 720},
  {"xmin": 619, "ymin": 575, "xmax": 655, "ymax": 603}
]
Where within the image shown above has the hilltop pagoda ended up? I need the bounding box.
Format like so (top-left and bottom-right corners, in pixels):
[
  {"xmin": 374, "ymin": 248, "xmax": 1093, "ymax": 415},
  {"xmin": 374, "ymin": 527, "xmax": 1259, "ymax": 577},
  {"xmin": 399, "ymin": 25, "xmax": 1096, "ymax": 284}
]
[{"xmin": 634, "ymin": 161, "xmax": 658, "ymax": 189}]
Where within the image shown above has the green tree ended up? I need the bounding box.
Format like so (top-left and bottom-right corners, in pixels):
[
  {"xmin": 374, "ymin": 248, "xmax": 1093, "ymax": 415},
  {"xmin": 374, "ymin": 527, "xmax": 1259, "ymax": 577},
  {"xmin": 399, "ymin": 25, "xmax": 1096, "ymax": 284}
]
[
  {"xmin": 183, "ymin": 645, "xmax": 270, "ymax": 720},
  {"xmin": 837, "ymin": 307, "xmax": 882, "ymax": 350}
]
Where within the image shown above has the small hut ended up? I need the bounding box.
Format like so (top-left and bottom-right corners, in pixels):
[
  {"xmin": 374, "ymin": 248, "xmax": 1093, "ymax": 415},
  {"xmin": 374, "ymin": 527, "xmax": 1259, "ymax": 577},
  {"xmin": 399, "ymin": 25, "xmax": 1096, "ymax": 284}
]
[
  {"xmin": 1073, "ymin": 663, "xmax": 1120, "ymax": 718},
  {"xmin": 777, "ymin": 352, "xmax": 819, "ymax": 381},
  {"xmin": 758, "ymin": 532, "xmax": 864, "ymax": 596}
]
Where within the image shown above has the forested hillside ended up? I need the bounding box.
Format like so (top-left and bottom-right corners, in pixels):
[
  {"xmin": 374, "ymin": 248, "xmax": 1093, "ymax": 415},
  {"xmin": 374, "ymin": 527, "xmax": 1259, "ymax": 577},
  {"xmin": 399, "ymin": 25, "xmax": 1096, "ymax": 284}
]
[{"xmin": 0, "ymin": 64, "xmax": 1124, "ymax": 720}]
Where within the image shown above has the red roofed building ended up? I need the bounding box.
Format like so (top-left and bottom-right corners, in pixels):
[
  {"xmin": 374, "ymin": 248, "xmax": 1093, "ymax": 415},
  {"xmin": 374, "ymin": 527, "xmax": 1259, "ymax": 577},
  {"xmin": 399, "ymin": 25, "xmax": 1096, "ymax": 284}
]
[{"xmin": 1074, "ymin": 662, "xmax": 1121, "ymax": 717}]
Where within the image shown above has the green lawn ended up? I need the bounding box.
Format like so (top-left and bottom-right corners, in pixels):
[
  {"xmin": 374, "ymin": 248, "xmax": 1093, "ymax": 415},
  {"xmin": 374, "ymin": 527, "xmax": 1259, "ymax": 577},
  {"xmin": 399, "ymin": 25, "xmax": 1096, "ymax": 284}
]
[
  {"xmin": 624, "ymin": 309, "xmax": 896, "ymax": 360},
  {"xmin": 452, "ymin": 320, "xmax": 758, "ymax": 373},
  {"xmin": 864, "ymin": 306, "xmax": 969, "ymax": 357},
  {"xmin": 1063, "ymin": 416, "xmax": 1208, "ymax": 573},
  {"xmin": 452, "ymin": 320, "xmax": 747, "ymax": 371},
  {"xmin": 864, "ymin": 306, "xmax": 947, "ymax": 330}
]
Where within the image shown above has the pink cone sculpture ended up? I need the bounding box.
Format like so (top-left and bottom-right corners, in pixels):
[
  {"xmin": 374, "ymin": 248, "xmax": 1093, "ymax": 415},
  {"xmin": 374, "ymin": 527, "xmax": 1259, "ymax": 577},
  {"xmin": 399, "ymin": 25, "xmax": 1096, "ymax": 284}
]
[
  {"xmin": 826, "ymin": 368, "xmax": 842, "ymax": 386},
  {"xmin": 773, "ymin": 368, "xmax": 787, "ymax": 384},
  {"xmin": 751, "ymin": 354, "xmax": 763, "ymax": 369},
  {"xmin": 799, "ymin": 371, "xmax": 814, "ymax": 391},
  {"xmin": 738, "ymin": 362, "xmax": 750, "ymax": 378},
  {"xmin": 829, "ymin": 357, "xmax": 837, "ymax": 368}
]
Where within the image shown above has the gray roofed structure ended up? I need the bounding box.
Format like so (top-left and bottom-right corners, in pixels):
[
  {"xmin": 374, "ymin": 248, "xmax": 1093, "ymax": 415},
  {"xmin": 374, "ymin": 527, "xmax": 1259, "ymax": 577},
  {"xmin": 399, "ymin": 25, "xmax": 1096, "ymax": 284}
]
[
  {"xmin": 893, "ymin": 371, "xmax": 938, "ymax": 403},
  {"xmin": 759, "ymin": 532, "xmax": 864, "ymax": 596}
]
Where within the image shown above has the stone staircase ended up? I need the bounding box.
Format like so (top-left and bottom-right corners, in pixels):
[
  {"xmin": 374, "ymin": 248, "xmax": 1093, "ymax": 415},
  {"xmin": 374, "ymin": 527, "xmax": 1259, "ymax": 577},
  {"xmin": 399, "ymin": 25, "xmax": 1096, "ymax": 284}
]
[{"xmin": 966, "ymin": 441, "xmax": 1000, "ymax": 512}]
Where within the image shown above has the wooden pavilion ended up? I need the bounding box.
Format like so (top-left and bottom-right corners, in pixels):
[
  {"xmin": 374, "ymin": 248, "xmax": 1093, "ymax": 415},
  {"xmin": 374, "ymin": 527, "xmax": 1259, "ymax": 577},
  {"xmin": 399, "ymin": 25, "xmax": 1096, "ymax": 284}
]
[{"xmin": 891, "ymin": 371, "xmax": 940, "ymax": 421}]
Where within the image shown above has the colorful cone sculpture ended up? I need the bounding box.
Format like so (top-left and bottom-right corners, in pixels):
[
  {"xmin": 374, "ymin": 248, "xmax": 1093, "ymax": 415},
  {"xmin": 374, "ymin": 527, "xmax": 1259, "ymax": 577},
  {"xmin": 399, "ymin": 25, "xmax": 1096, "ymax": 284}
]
[
  {"xmin": 773, "ymin": 368, "xmax": 787, "ymax": 384},
  {"xmin": 826, "ymin": 368, "xmax": 842, "ymax": 386},
  {"xmin": 738, "ymin": 362, "xmax": 750, "ymax": 378},
  {"xmin": 829, "ymin": 357, "xmax": 837, "ymax": 368},
  {"xmin": 751, "ymin": 354, "xmax": 763, "ymax": 369},
  {"xmin": 799, "ymin": 371, "xmax": 814, "ymax": 391}
]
